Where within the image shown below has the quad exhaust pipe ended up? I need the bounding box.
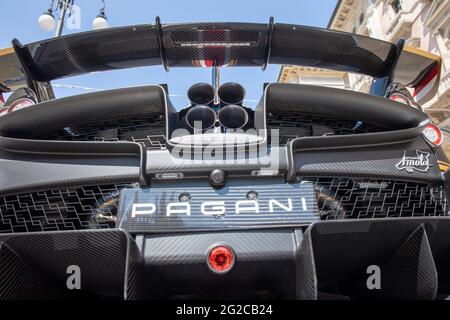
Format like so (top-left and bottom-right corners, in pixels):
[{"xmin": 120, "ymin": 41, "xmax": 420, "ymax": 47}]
[
  {"xmin": 187, "ymin": 83, "xmax": 215, "ymax": 106},
  {"xmin": 218, "ymin": 104, "xmax": 249, "ymax": 129},
  {"xmin": 185, "ymin": 82, "xmax": 249, "ymax": 131},
  {"xmin": 185, "ymin": 105, "xmax": 216, "ymax": 131},
  {"xmin": 185, "ymin": 104, "xmax": 249, "ymax": 131},
  {"xmin": 218, "ymin": 82, "xmax": 246, "ymax": 106},
  {"xmin": 217, "ymin": 82, "xmax": 248, "ymax": 129}
]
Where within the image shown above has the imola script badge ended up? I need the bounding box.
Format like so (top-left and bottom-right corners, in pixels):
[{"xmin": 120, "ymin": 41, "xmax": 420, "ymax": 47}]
[{"xmin": 396, "ymin": 150, "xmax": 430, "ymax": 173}]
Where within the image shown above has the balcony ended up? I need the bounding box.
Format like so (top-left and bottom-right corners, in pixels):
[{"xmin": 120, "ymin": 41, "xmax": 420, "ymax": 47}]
[{"xmin": 386, "ymin": 2, "xmax": 421, "ymax": 42}]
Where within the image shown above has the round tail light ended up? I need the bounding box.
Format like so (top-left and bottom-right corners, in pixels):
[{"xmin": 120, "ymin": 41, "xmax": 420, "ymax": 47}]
[
  {"xmin": 423, "ymin": 123, "xmax": 443, "ymax": 146},
  {"xmin": 207, "ymin": 244, "xmax": 235, "ymax": 274},
  {"xmin": 7, "ymin": 98, "xmax": 35, "ymax": 113},
  {"xmin": 389, "ymin": 93, "xmax": 411, "ymax": 106}
]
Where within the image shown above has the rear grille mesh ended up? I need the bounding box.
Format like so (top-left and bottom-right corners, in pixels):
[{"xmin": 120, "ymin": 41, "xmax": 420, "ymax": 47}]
[
  {"xmin": 267, "ymin": 112, "xmax": 389, "ymax": 145},
  {"xmin": 0, "ymin": 182, "xmax": 138, "ymax": 233},
  {"xmin": 309, "ymin": 177, "xmax": 447, "ymax": 220},
  {"xmin": 0, "ymin": 178, "xmax": 446, "ymax": 233},
  {"xmin": 39, "ymin": 114, "xmax": 166, "ymax": 150}
]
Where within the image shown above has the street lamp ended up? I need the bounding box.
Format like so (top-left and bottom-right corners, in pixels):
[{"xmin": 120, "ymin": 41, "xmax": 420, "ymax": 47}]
[
  {"xmin": 92, "ymin": 8, "xmax": 109, "ymax": 30},
  {"xmin": 38, "ymin": 0, "xmax": 109, "ymax": 37},
  {"xmin": 38, "ymin": 9, "xmax": 56, "ymax": 32}
]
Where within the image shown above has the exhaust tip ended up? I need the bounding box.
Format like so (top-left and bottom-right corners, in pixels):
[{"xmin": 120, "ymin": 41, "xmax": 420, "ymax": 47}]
[
  {"xmin": 218, "ymin": 82, "xmax": 245, "ymax": 105},
  {"xmin": 218, "ymin": 104, "xmax": 249, "ymax": 129},
  {"xmin": 187, "ymin": 83, "xmax": 215, "ymax": 106},
  {"xmin": 186, "ymin": 105, "xmax": 217, "ymax": 130}
]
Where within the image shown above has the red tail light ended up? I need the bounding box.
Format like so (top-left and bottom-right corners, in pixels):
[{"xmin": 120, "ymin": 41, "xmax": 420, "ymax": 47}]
[
  {"xmin": 389, "ymin": 93, "xmax": 411, "ymax": 106},
  {"xmin": 7, "ymin": 98, "xmax": 35, "ymax": 113},
  {"xmin": 423, "ymin": 123, "xmax": 443, "ymax": 146},
  {"xmin": 207, "ymin": 244, "xmax": 235, "ymax": 274}
]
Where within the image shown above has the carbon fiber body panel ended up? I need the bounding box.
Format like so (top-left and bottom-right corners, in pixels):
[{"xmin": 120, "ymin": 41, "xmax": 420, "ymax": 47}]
[
  {"xmin": 0, "ymin": 85, "xmax": 167, "ymax": 139},
  {"xmin": 0, "ymin": 229, "xmax": 143, "ymax": 299},
  {"xmin": 290, "ymin": 136, "xmax": 442, "ymax": 183},
  {"xmin": 0, "ymin": 218, "xmax": 448, "ymax": 299},
  {"xmin": 297, "ymin": 218, "xmax": 450, "ymax": 299},
  {"xmin": 140, "ymin": 229, "xmax": 299, "ymax": 298},
  {"xmin": 0, "ymin": 139, "xmax": 141, "ymax": 195},
  {"xmin": 17, "ymin": 22, "xmax": 395, "ymax": 81},
  {"xmin": 264, "ymin": 83, "xmax": 428, "ymax": 130},
  {"xmin": 10, "ymin": 20, "xmax": 438, "ymax": 103},
  {"xmin": 1, "ymin": 18, "xmax": 449, "ymax": 300},
  {"xmin": 136, "ymin": 218, "xmax": 449, "ymax": 299}
]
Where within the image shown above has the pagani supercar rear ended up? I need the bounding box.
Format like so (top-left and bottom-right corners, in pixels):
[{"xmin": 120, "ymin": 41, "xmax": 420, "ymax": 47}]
[{"xmin": 0, "ymin": 19, "xmax": 449, "ymax": 300}]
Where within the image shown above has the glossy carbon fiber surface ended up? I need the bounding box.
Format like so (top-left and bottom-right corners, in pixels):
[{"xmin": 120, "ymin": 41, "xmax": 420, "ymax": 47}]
[
  {"xmin": 0, "ymin": 139, "xmax": 141, "ymax": 195},
  {"xmin": 0, "ymin": 242, "xmax": 58, "ymax": 300},
  {"xmin": 290, "ymin": 135, "xmax": 443, "ymax": 183},
  {"xmin": 17, "ymin": 22, "xmax": 395, "ymax": 81},
  {"xmin": 15, "ymin": 24, "xmax": 162, "ymax": 82},
  {"xmin": 0, "ymin": 229, "xmax": 143, "ymax": 299},
  {"xmin": 140, "ymin": 229, "xmax": 298, "ymax": 298},
  {"xmin": 13, "ymin": 20, "xmax": 438, "ymax": 97},
  {"xmin": 2, "ymin": 18, "xmax": 449, "ymax": 300},
  {"xmin": 0, "ymin": 218, "xmax": 448, "ymax": 299},
  {"xmin": 297, "ymin": 218, "xmax": 450, "ymax": 299},
  {"xmin": 0, "ymin": 85, "xmax": 167, "ymax": 139},
  {"xmin": 264, "ymin": 83, "xmax": 428, "ymax": 130}
]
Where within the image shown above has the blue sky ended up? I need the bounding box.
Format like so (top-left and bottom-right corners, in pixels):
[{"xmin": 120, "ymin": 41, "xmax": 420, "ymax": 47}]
[{"xmin": 1, "ymin": 0, "xmax": 337, "ymax": 107}]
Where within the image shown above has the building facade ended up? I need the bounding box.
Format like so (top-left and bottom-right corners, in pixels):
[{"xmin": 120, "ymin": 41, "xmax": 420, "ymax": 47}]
[{"xmin": 279, "ymin": 0, "xmax": 450, "ymax": 154}]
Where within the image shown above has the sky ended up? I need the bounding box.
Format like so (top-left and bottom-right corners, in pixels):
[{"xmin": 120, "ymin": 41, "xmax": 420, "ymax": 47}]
[{"xmin": 0, "ymin": 0, "xmax": 337, "ymax": 108}]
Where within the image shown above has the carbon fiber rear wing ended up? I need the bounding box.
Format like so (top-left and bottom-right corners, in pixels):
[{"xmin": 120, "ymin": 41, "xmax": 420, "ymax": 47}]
[{"xmin": 0, "ymin": 18, "xmax": 441, "ymax": 103}]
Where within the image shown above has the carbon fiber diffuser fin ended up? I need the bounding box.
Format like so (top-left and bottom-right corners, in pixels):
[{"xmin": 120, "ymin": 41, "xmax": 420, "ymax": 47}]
[
  {"xmin": 296, "ymin": 219, "xmax": 450, "ymax": 300},
  {"xmin": 0, "ymin": 230, "xmax": 144, "ymax": 300},
  {"xmin": 0, "ymin": 242, "xmax": 61, "ymax": 299}
]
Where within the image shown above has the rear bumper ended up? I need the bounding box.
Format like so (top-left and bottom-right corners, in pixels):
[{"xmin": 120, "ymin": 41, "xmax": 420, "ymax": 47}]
[{"xmin": 1, "ymin": 217, "xmax": 449, "ymax": 300}]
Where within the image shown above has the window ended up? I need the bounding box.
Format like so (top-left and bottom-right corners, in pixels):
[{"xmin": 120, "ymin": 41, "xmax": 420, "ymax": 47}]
[{"xmin": 392, "ymin": 0, "xmax": 402, "ymax": 14}]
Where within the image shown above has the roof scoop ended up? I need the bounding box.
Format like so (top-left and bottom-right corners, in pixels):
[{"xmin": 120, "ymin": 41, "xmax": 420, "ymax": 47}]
[{"xmin": 187, "ymin": 83, "xmax": 214, "ymax": 106}]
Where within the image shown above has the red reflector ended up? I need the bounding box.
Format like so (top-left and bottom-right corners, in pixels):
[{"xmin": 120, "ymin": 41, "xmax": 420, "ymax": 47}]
[{"xmin": 207, "ymin": 245, "xmax": 235, "ymax": 274}]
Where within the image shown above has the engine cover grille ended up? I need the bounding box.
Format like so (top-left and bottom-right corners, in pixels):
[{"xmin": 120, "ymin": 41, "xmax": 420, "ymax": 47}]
[
  {"xmin": 267, "ymin": 112, "xmax": 389, "ymax": 145},
  {"xmin": 38, "ymin": 114, "xmax": 166, "ymax": 149}
]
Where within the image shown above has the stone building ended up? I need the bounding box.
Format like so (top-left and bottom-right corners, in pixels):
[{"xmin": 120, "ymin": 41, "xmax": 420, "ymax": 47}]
[{"xmin": 279, "ymin": 0, "xmax": 450, "ymax": 154}]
